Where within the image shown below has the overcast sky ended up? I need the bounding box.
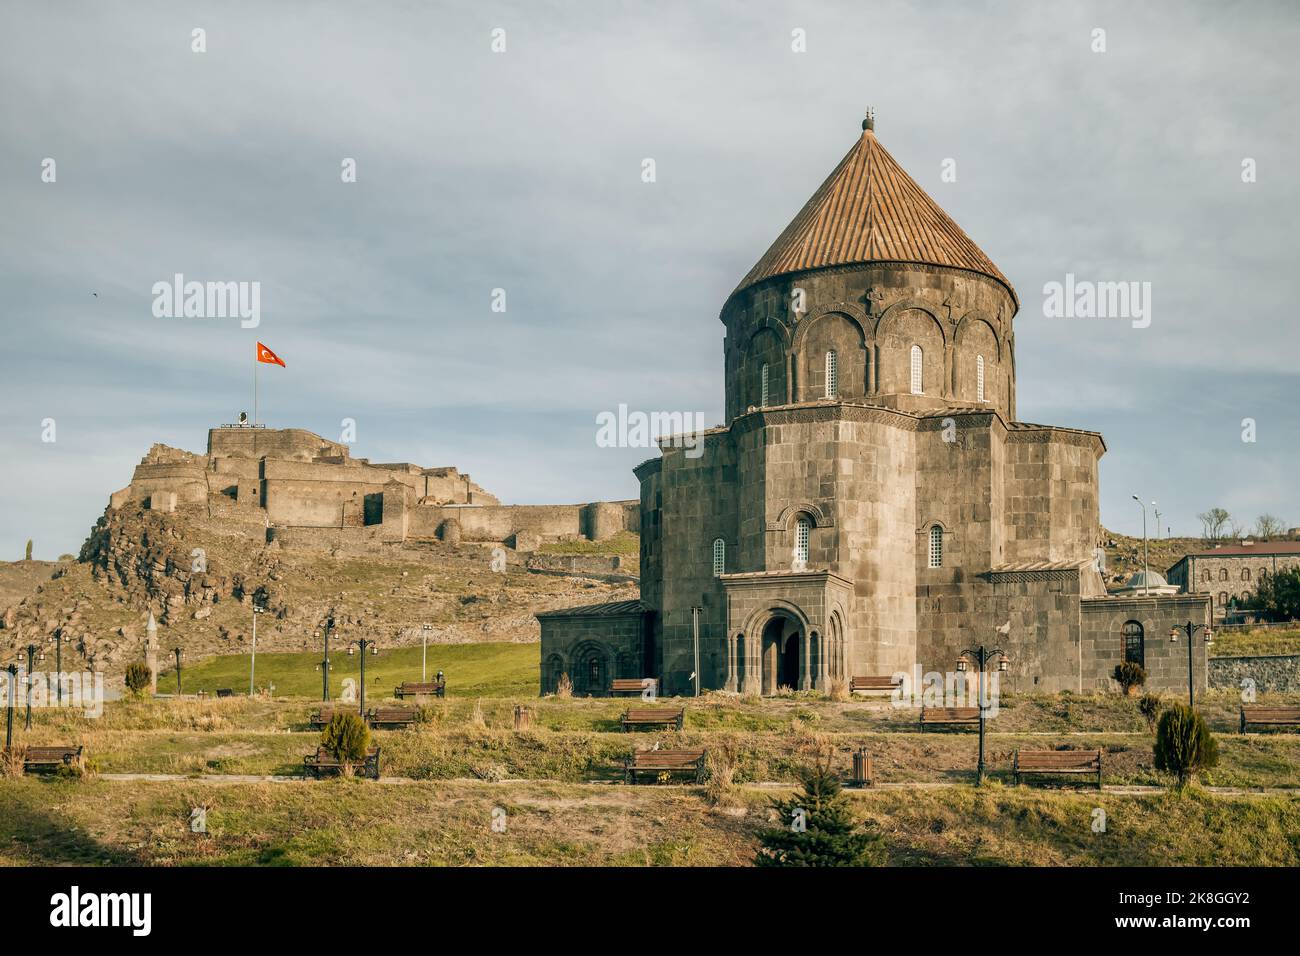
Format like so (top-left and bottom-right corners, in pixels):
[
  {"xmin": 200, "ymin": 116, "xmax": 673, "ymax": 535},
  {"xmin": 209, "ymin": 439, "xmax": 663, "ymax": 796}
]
[{"xmin": 1, "ymin": 0, "xmax": 1297, "ymax": 559}]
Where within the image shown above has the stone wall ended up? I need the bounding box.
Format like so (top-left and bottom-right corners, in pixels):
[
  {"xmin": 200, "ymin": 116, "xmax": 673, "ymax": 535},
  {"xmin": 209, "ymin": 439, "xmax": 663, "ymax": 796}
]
[
  {"xmin": 1209, "ymin": 654, "xmax": 1300, "ymax": 694},
  {"xmin": 1081, "ymin": 594, "xmax": 1211, "ymax": 693},
  {"xmin": 536, "ymin": 603, "xmax": 646, "ymax": 696}
]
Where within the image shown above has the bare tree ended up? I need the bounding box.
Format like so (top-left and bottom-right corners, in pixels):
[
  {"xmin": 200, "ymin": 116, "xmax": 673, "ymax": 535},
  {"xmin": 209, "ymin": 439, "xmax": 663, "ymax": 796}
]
[
  {"xmin": 1254, "ymin": 514, "xmax": 1286, "ymax": 540},
  {"xmin": 1198, "ymin": 508, "xmax": 1231, "ymax": 543}
]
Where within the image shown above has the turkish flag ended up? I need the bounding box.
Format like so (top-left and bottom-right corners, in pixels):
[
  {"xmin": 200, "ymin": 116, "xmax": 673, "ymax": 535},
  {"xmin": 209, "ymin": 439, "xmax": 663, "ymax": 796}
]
[{"xmin": 256, "ymin": 342, "xmax": 285, "ymax": 367}]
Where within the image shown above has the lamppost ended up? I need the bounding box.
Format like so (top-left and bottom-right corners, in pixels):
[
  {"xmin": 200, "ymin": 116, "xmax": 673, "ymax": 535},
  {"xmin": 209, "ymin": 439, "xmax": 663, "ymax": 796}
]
[
  {"xmin": 20, "ymin": 643, "xmax": 44, "ymax": 730},
  {"xmin": 4, "ymin": 662, "xmax": 17, "ymax": 752},
  {"xmin": 1169, "ymin": 622, "xmax": 1213, "ymax": 709},
  {"xmin": 1131, "ymin": 495, "xmax": 1150, "ymax": 595},
  {"xmin": 421, "ymin": 623, "xmax": 432, "ymax": 682},
  {"xmin": 47, "ymin": 632, "xmax": 68, "ymax": 707},
  {"xmin": 956, "ymin": 644, "xmax": 1010, "ymax": 786},
  {"xmin": 346, "ymin": 638, "xmax": 379, "ymax": 715},
  {"xmin": 315, "ymin": 615, "xmax": 334, "ymax": 701},
  {"xmin": 1153, "ymin": 505, "xmax": 1162, "ymax": 541},
  {"xmin": 172, "ymin": 648, "xmax": 183, "ymax": 695},
  {"xmin": 690, "ymin": 607, "xmax": 702, "ymax": 697},
  {"xmin": 249, "ymin": 604, "xmax": 265, "ymax": 696}
]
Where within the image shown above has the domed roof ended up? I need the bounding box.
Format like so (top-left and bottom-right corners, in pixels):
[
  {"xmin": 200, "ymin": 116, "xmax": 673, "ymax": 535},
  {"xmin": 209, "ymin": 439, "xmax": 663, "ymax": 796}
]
[
  {"xmin": 730, "ymin": 115, "xmax": 1017, "ymax": 308},
  {"xmin": 1125, "ymin": 569, "xmax": 1169, "ymax": 589}
]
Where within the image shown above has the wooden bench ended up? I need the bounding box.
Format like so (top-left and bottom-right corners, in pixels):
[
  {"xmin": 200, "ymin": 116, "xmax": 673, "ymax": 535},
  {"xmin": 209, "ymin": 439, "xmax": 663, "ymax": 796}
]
[
  {"xmin": 215, "ymin": 688, "xmax": 233, "ymax": 699},
  {"xmin": 620, "ymin": 708, "xmax": 684, "ymax": 732},
  {"xmin": 22, "ymin": 745, "xmax": 85, "ymax": 773},
  {"xmin": 610, "ymin": 678, "xmax": 658, "ymax": 697},
  {"xmin": 1014, "ymin": 749, "xmax": 1103, "ymax": 788},
  {"xmin": 309, "ymin": 706, "xmax": 357, "ymax": 729},
  {"xmin": 303, "ymin": 746, "xmax": 381, "ymax": 780},
  {"xmin": 624, "ymin": 748, "xmax": 706, "ymax": 784},
  {"xmin": 849, "ymin": 675, "xmax": 902, "ymax": 694},
  {"xmin": 1240, "ymin": 706, "xmax": 1300, "ymax": 733},
  {"xmin": 394, "ymin": 680, "xmax": 445, "ymax": 699},
  {"xmin": 919, "ymin": 706, "xmax": 981, "ymax": 730},
  {"xmin": 366, "ymin": 706, "xmax": 417, "ymax": 729}
]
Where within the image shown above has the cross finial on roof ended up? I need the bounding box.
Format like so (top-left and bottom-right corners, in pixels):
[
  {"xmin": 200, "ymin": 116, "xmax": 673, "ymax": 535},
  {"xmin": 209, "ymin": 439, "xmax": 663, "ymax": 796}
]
[{"xmin": 862, "ymin": 107, "xmax": 875, "ymax": 132}]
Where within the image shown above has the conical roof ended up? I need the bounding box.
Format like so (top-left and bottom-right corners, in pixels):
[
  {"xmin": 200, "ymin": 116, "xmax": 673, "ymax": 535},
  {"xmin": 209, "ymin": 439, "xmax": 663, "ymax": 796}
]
[{"xmin": 731, "ymin": 119, "xmax": 1016, "ymax": 307}]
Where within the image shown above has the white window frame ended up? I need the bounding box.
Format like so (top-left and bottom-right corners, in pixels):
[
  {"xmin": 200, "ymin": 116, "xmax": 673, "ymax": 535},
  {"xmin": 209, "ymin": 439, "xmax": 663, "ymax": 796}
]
[
  {"xmin": 760, "ymin": 363, "xmax": 770, "ymax": 407},
  {"xmin": 910, "ymin": 345, "xmax": 923, "ymax": 395},
  {"xmin": 795, "ymin": 517, "xmax": 810, "ymax": 566},
  {"xmin": 928, "ymin": 525, "xmax": 943, "ymax": 568},
  {"xmin": 712, "ymin": 537, "xmax": 725, "ymax": 576},
  {"xmin": 825, "ymin": 350, "xmax": 838, "ymax": 399},
  {"xmin": 976, "ymin": 354, "xmax": 985, "ymax": 402}
]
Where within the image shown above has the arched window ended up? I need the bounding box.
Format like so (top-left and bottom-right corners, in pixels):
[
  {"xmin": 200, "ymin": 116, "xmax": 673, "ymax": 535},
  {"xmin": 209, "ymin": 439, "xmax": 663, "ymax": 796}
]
[
  {"xmin": 1241, "ymin": 567, "xmax": 1251, "ymax": 581},
  {"xmin": 712, "ymin": 537, "xmax": 725, "ymax": 576},
  {"xmin": 794, "ymin": 517, "xmax": 810, "ymax": 566},
  {"xmin": 928, "ymin": 525, "xmax": 943, "ymax": 568},
  {"xmin": 1220, "ymin": 568, "xmax": 1228, "ymax": 581},
  {"xmin": 760, "ymin": 363, "xmax": 770, "ymax": 407},
  {"xmin": 1201, "ymin": 569, "xmax": 1210, "ymax": 582},
  {"xmin": 910, "ymin": 345, "xmax": 923, "ymax": 394},
  {"xmin": 976, "ymin": 355, "xmax": 986, "ymax": 402},
  {"xmin": 1218, "ymin": 592, "xmax": 1229, "ymax": 606},
  {"xmin": 1259, "ymin": 568, "xmax": 1268, "ymax": 582},
  {"xmin": 825, "ymin": 350, "xmax": 838, "ymax": 399},
  {"xmin": 1122, "ymin": 621, "xmax": 1144, "ymax": 667}
]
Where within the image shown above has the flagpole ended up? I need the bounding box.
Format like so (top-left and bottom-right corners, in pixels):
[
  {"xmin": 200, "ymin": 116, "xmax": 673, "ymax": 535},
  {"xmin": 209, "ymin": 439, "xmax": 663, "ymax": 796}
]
[{"xmin": 254, "ymin": 353, "xmax": 258, "ymax": 426}]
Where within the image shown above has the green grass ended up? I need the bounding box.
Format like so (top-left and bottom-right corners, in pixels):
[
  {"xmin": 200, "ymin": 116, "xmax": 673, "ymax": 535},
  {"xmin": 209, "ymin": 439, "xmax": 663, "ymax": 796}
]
[
  {"xmin": 165, "ymin": 642, "xmax": 539, "ymax": 698},
  {"xmin": 1211, "ymin": 628, "xmax": 1300, "ymax": 658},
  {"xmin": 537, "ymin": 531, "xmax": 639, "ymax": 557}
]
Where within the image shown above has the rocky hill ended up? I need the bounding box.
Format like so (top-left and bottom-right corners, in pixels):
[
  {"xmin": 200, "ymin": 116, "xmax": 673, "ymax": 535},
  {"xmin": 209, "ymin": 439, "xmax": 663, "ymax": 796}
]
[{"xmin": 0, "ymin": 503, "xmax": 637, "ymax": 679}]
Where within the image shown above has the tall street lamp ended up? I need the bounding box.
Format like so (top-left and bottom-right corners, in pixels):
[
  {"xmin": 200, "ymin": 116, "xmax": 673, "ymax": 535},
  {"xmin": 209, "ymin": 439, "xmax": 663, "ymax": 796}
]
[
  {"xmin": 347, "ymin": 638, "xmax": 379, "ymax": 715},
  {"xmin": 421, "ymin": 623, "xmax": 433, "ymax": 683},
  {"xmin": 1131, "ymin": 495, "xmax": 1150, "ymax": 595},
  {"xmin": 46, "ymin": 632, "xmax": 68, "ymax": 708},
  {"xmin": 1169, "ymin": 622, "xmax": 1213, "ymax": 709},
  {"xmin": 20, "ymin": 643, "xmax": 44, "ymax": 731},
  {"xmin": 172, "ymin": 648, "xmax": 183, "ymax": 695},
  {"xmin": 315, "ymin": 615, "xmax": 334, "ymax": 701},
  {"xmin": 4, "ymin": 663, "xmax": 17, "ymax": 752},
  {"xmin": 956, "ymin": 643, "xmax": 1010, "ymax": 786},
  {"xmin": 249, "ymin": 604, "xmax": 265, "ymax": 696}
]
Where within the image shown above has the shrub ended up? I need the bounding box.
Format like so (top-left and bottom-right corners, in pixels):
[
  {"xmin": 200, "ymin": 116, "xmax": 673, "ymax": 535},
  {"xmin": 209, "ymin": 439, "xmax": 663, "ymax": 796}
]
[
  {"xmin": 1, "ymin": 745, "xmax": 26, "ymax": 778},
  {"xmin": 756, "ymin": 758, "xmax": 886, "ymax": 867},
  {"xmin": 322, "ymin": 711, "xmax": 370, "ymax": 765},
  {"xmin": 1138, "ymin": 693, "xmax": 1163, "ymax": 730},
  {"xmin": 826, "ymin": 676, "xmax": 850, "ymax": 703},
  {"xmin": 124, "ymin": 662, "xmax": 152, "ymax": 697},
  {"xmin": 702, "ymin": 746, "xmax": 738, "ymax": 806},
  {"xmin": 1113, "ymin": 661, "xmax": 1146, "ymax": 694},
  {"xmin": 555, "ymin": 673, "xmax": 573, "ymax": 699},
  {"xmin": 1154, "ymin": 703, "xmax": 1219, "ymax": 787}
]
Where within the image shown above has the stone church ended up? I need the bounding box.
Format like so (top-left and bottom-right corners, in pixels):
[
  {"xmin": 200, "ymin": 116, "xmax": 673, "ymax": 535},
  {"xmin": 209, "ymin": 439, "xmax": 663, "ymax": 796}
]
[{"xmin": 538, "ymin": 115, "xmax": 1209, "ymax": 697}]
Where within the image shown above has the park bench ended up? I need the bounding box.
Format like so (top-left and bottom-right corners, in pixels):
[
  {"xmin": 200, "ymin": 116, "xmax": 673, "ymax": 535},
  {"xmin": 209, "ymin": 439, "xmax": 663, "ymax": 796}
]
[
  {"xmin": 849, "ymin": 675, "xmax": 902, "ymax": 694},
  {"xmin": 619, "ymin": 707, "xmax": 685, "ymax": 732},
  {"xmin": 216, "ymin": 688, "xmax": 233, "ymax": 698},
  {"xmin": 303, "ymin": 746, "xmax": 381, "ymax": 780},
  {"xmin": 366, "ymin": 706, "xmax": 417, "ymax": 729},
  {"xmin": 919, "ymin": 706, "xmax": 981, "ymax": 730},
  {"xmin": 610, "ymin": 678, "xmax": 657, "ymax": 697},
  {"xmin": 309, "ymin": 706, "xmax": 357, "ymax": 729},
  {"xmin": 1239, "ymin": 705, "xmax": 1300, "ymax": 733},
  {"xmin": 22, "ymin": 745, "xmax": 85, "ymax": 773},
  {"xmin": 1014, "ymin": 748, "xmax": 1103, "ymax": 788},
  {"xmin": 624, "ymin": 748, "xmax": 706, "ymax": 784},
  {"xmin": 394, "ymin": 680, "xmax": 445, "ymax": 699}
]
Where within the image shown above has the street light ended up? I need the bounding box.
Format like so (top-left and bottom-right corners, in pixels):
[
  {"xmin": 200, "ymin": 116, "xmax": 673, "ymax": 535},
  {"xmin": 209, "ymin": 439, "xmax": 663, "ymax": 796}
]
[
  {"xmin": 3, "ymin": 662, "xmax": 17, "ymax": 752},
  {"xmin": 172, "ymin": 648, "xmax": 183, "ymax": 695},
  {"xmin": 1131, "ymin": 495, "xmax": 1150, "ymax": 595},
  {"xmin": 1169, "ymin": 622, "xmax": 1213, "ymax": 709},
  {"xmin": 421, "ymin": 623, "xmax": 433, "ymax": 683},
  {"xmin": 249, "ymin": 604, "xmax": 265, "ymax": 696},
  {"xmin": 346, "ymin": 638, "xmax": 379, "ymax": 715},
  {"xmin": 20, "ymin": 643, "xmax": 44, "ymax": 731},
  {"xmin": 315, "ymin": 615, "xmax": 335, "ymax": 702},
  {"xmin": 955, "ymin": 643, "xmax": 1010, "ymax": 786},
  {"xmin": 46, "ymin": 632, "xmax": 68, "ymax": 708}
]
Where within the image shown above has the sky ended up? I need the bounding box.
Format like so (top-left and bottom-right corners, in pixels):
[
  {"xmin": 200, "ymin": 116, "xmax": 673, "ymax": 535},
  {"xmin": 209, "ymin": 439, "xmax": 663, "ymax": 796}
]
[{"xmin": 1, "ymin": 0, "xmax": 1297, "ymax": 559}]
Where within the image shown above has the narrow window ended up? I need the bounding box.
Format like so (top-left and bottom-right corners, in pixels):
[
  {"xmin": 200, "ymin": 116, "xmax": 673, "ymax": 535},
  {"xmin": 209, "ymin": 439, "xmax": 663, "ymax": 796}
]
[
  {"xmin": 928, "ymin": 525, "xmax": 943, "ymax": 568},
  {"xmin": 795, "ymin": 517, "xmax": 810, "ymax": 566},
  {"xmin": 976, "ymin": 355, "xmax": 986, "ymax": 402},
  {"xmin": 1219, "ymin": 591, "xmax": 1228, "ymax": 606},
  {"xmin": 712, "ymin": 537, "xmax": 725, "ymax": 576},
  {"xmin": 825, "ymin": 350, "xmax": 838, "ymax": 399},
  {"xmin": 1241, "ymin": 567, "xmax": 1251, "ymax": 581},
  {"xmin": 910, "ymin": 345, "xmax": 923, "ymax": 394},
  {"xmin": 760, "ymin": 363, "xmax": 770, "ymax": 407},
  {"xmin": 1122, "ymin": 621, "xmax": 1144, "ymax": 667},
  {"xmin": 1220, "ymin": 568, "xmax": 1228, "ymax": 581}
]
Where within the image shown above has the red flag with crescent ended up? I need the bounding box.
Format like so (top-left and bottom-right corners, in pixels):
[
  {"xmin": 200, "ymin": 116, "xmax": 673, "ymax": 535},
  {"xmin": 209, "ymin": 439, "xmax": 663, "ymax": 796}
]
[{"xmin": 256, "ymin": 342, "xmax": 285, "ymax": 367}]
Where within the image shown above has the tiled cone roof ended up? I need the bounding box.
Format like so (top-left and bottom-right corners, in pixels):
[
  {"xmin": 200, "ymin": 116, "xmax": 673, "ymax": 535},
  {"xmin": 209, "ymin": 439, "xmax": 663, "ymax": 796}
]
[{"xmin": 731, "ymin": 127, "xmax": 1017, "ymax": 307}]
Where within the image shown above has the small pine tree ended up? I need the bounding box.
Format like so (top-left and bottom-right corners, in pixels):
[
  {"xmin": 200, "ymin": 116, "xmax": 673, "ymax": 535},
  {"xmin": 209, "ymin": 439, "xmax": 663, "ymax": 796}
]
[
  {"xmin": 1154, "ymin": 703, "xmax": 1218, "ymax": 787},
  {"xmin": 1138, "ymin": 693, "xmax": 1163, "ymax": 730},
  {"xmin": 24, "ymin": 539, "xmax": 32, "ymax": 561},
  {"xmin": 756, "ymin": 760, "xmax": 885, "ymax": 867},
  {"xmin": 322, "ymin": 711, "xmax": 370, "ymax": 765},
  {"xmin": 1113, "ymin": 660, "xmax": 1146, "ymax": 694},
  {"xmin": 124, "ymin": 662, "xmax": 152, "ymax": 696}
]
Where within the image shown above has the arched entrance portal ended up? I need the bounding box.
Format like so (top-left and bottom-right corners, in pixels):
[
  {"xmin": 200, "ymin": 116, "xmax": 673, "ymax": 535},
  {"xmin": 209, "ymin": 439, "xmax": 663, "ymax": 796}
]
[{"xmin": 761, "ymin": 616, "xmax": 803, "ymax": 695}]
